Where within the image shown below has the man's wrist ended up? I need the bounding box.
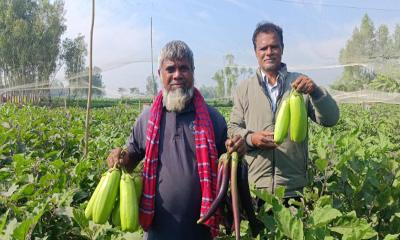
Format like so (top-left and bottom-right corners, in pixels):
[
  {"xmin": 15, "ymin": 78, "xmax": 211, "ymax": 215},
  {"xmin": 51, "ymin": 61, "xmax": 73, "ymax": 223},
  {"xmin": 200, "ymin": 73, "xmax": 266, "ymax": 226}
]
[
  {"xmin": 245, "ymin": 133, "xmax": 254, "ymax": 147},
  {"xmin": 120, "ymin": 147, "xmax": 128, "ymax": 159},
  {"xmin": 310, "ymin": 86, "xmax": 323, "ymax": 99}
]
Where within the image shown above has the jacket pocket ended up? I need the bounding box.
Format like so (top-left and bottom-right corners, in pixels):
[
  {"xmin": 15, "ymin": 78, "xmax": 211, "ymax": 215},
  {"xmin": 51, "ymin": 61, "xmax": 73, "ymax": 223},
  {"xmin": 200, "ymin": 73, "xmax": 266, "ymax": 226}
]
[{"xmin": 245, "ymin": 149, "xmax": 273, "ymax": 189}]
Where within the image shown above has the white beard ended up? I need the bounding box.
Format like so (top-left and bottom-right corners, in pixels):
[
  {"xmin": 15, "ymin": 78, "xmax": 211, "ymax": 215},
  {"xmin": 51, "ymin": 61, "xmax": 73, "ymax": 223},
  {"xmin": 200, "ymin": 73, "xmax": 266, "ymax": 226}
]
[{"xmin": 162, "ymin": 87, "xmax": 194, "ymax": 112}]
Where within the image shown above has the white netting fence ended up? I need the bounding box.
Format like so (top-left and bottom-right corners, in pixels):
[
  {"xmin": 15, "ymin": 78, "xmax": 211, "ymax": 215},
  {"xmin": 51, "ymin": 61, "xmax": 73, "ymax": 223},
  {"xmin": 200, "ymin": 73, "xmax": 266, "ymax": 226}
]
[{"xmin": 330, "ymin": 89, "xmax": 400, "ymax": 104}]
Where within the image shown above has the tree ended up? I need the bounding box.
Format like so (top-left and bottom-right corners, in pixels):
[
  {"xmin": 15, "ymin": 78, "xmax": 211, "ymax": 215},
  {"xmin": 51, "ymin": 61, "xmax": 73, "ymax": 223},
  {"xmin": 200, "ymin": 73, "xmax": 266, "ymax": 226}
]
[
  {"xmin": 199, "ymin": 85, "xmax": 216, "ymax": 99},
  {"xmin": 61, "ymin": 35, "xmax": 87, "ymax": 98},
  {"xmin": 334, "ymin": 15, "xmax": 377, "ymax": 91},
  {"xmin": 212, "ymin": 70, "xmax": 225, "ymax": 98},
  {"xmin": 118, "ymin": 87, "xmax": 128, "ymax": 98},
  {"xmin": 359, "ymin": 14, "xmax": 376, "ymax": 59},
  {"xmin": 0, "ymin": 0, "xmax": 66, "ymax": 101},
  {"xmin": 375, "ymin": 25, "xmax": 392, "ymax": 59},
  {"xmin": 224, "ymin": 54, "xmax": 239, "ymax": 97},
  {"xmin": 129, "ymin": 87, "xmax": 140, "ymax": 97},
  {"xmin": 393, "ymin": 24, "xmax": 400, "ymax": 56},
  {"xmin": 338, "ymin": 14, "xmax": 375, "ymax": 65},
  {"xmin": 212, "ymin": 54, "xmax": 254, "ymax": 98},
  {"xmin": 85, "ymin": 66, "xmax": 104, "ymax": 98},
  {"xmin": 340, "ymin": 14, "xmax": 376, "ymax": 63},
  {"xmin": 333, "ymin": 15, "xmax": 400, "ymax": 92},
  {"xmin": 146, "ymin": 75, "xmax": 158, "ymax": 96}
]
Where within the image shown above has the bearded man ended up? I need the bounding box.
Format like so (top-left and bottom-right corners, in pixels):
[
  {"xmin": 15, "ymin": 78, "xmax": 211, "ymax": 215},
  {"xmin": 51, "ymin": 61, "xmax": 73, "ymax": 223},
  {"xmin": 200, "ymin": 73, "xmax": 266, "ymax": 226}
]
[{"xmin": 107, "ymin": 40, "xmax": 245, "ymax": 240}]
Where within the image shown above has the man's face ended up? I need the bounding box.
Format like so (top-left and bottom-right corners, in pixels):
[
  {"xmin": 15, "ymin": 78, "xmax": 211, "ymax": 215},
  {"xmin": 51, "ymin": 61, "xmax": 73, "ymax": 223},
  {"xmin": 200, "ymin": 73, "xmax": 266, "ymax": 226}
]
[
  {"xmin": 159, "ymin": 58, "xmax": 194, "ymax": 91},
  {"xmin": 158, "ymin": 58, "xmax": 194, "ymax": 112},
  {"xmin": 254, "ymin": 31, "xmax": 283, "ymax": 74}
]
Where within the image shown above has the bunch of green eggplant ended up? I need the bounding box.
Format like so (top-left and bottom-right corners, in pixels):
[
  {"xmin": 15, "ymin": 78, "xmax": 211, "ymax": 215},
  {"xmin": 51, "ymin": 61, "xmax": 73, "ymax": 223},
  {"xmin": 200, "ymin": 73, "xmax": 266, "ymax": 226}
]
[
  {"xmin": 274, "ymin": 89, "xmax": 308, "ymax": 144},
  {"xmin": 84, "ymin": 167, "xmax": 142, "ymax": 232}
]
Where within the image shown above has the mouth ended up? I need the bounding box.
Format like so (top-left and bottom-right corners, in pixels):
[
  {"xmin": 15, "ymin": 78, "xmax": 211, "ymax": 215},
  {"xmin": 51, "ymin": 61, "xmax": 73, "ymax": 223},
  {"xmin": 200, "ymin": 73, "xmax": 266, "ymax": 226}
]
[{"xmin": 169, "ymin": 82, "xmax": 185, "ymax": 89}]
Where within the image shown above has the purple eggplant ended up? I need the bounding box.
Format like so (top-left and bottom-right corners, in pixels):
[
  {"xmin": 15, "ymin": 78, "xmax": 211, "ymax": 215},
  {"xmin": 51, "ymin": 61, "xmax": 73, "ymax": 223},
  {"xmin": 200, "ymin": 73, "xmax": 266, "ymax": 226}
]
[
  {"xmin": 197, "ymin": 155, "xmax": 231, "ymax": 224},
  {"xmin": 237, "ymin": 160, "xmax": 264, "ymax": 238}
]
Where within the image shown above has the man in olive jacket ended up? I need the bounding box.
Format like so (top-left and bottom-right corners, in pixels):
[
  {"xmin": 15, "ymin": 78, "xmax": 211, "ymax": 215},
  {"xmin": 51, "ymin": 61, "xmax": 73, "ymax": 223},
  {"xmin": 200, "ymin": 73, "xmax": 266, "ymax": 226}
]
[{"xmin": 228, "ymin": 21, "xmax": 340, "ymax": 199}]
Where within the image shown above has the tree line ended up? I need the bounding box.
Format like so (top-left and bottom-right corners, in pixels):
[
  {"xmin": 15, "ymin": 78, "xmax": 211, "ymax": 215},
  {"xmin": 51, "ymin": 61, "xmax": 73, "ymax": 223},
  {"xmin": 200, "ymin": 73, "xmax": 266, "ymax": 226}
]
[
  {"xmin": 199, "ymin": 54, "xmax": 253, "ymax": 99},
  {"xmin": 2, "ymin": 2, "xmax": 399, "ymax": 102},
  {"xmin": 333, "ymin": 14, "xmax": 400, "ymax": 92},
  {"xmin": 0, "ymin": 0, "xmax": 104, "ymax": 103}
]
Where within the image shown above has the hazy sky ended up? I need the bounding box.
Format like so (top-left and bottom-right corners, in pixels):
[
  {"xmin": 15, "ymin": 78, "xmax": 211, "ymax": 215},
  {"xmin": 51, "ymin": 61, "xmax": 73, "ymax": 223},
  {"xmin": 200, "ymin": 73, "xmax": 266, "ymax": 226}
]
[{"xmin": 58, "ymin": 0, "xmax": 400, "ymax": 97}]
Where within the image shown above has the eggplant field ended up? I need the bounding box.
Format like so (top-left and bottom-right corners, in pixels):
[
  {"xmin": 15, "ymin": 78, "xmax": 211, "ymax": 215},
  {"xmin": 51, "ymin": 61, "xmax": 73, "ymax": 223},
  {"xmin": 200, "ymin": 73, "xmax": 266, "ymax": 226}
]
[
  {"xmin": 0, "ymin": 103, "xmax": 399, "ymax": 240},
  {"xmin": 1, "ymin": 1, "xmax": 400, "ymax": 239}
]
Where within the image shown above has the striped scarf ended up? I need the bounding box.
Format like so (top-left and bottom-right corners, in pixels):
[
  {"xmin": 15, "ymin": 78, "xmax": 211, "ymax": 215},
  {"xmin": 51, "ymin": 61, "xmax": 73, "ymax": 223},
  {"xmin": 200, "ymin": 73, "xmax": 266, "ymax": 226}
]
[{"xmin": 139, "ymin": 88, "xmax": 220, "ymax": 237}]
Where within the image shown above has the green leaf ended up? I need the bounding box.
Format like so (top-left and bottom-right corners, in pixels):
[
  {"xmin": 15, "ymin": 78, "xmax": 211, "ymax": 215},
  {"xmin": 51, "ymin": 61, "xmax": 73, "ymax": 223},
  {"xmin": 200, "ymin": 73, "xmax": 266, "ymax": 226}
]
[
  {"xmin": 1, "ymin": 183, "xmax": 19, "ymax": 197},
  {"xmin": 1, "ymin": 218, "xmax": 18, "ymax": 239},
  {"xmin": 45, "ymin": 150, "xmax": 61, "ymax": 160},
  {"xmin": 10, "ymin": 183, "xmax": 36, "ymax": 201},
  {"xmin": 272, "ymin": 198, "xmax": 304, "ymax": 240},
  {"xmin": 315, "ymin": 158, "xmax": 328, "ymax": 172},
  {"xmin": 12, "ymin": 200, "xmax": 49, "ymax": 240},
  {"xmin": 51, "ymin": 158, "xmax": 65, "ymax": 169},
  {"xmin": 317, "ymin": 145, "xmax": 327, "ymax": 160},
  {"xmin": 0, "ymin": 210, "xmax": 9, "ymax": 233},
  {"xmin": 72, "ymin": 208, "xmax": 89, "ymax": 229},
  {"xmin": 12, "ymin": 154, "xmax": 31, "ymax": 177},
  {"xmin": 309, "ymin": 205, "xmax": 342, "ymax": 227},
  {"xmin": 1, "ymin": 122, "xmax": 10, "ymax": 129},
  {"xmin": 11, "ymin": 219, "xmax": 32, "ymax": 240},
  {"xmin": 252, "ymin": 188, "xmax": 273, "ymax": 204},
  {"xmin": 259, "ymin": 214, "xmax": 276, "ymax": 232},
  {"xmin": 383, "ymin": 234, "xmax": 400, "ymax": 240},
  {"xmin": 275, "ymin": 186, "xmax": 286, "ymax": 199},
  {"xmin": 330, "ymin": 211, "xmax": 377, "ymax": 239},
  {"xmin": 314, "ymin": 195, "xmax": 332, "ymax": 208},
  {"xmin": 0, "ymin": 168, "xmax": 12, "ymax": 181},
  {"xmin": 305, "ymin": 227, "xmax": 331, "ymax": 240}
]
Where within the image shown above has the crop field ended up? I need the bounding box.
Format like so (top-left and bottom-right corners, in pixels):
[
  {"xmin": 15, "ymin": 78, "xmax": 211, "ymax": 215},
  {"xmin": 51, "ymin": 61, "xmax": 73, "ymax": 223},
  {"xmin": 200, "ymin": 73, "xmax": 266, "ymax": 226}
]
[{"xmin": 0, "ymin": 103, "xmax": 399, "ymax": 239}]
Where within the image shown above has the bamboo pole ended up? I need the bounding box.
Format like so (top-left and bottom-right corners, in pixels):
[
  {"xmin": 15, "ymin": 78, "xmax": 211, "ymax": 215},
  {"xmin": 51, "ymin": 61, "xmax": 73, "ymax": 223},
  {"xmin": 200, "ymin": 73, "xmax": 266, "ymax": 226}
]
[
  {"xmin": 151, "ymin": 17, "xmax": 156, "ymax": 97},
  {"xmin": 84, "ymin": 0, "xmax": 95, "ymax": 157}
]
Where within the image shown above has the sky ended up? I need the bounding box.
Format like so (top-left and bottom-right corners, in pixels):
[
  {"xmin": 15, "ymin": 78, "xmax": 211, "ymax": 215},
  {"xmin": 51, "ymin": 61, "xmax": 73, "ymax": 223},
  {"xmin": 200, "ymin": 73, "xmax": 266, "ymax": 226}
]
[{"xmin": 57, "ymin": 0, "xmax": 400, "ymax": 97}]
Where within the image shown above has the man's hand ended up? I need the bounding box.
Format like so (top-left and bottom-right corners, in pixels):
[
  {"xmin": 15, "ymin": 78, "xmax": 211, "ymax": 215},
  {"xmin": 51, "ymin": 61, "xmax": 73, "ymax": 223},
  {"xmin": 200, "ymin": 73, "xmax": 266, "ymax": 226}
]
[
  {"xmin": 225, "ymin": 135, "xmax": 246, "ymax": 156},
  {"xmin": 251, "ymin": 131, "xmax": 277, "ymax": 150},
  {"xmin": 107, "ymin": 147, "xmax": 134, "ymax": 172},
  {"xmin": 291, "ymin": 75, "xmax": 317, "ymax": 94}
]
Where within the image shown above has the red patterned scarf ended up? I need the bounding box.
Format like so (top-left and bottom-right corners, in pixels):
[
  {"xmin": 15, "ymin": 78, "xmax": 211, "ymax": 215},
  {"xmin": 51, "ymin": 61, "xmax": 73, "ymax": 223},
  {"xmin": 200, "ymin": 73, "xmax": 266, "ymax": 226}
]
[{"xmin": 139, "ymin": 88, "xmax": 220, "ymax": 237}]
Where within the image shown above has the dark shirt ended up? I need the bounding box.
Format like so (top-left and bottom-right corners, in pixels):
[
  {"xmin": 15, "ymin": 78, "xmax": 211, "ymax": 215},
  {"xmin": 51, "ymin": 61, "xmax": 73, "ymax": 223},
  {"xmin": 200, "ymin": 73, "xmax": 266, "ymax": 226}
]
[{"xmin": 127, "ymin": 102, "xmax": 227, "ymax": 240}]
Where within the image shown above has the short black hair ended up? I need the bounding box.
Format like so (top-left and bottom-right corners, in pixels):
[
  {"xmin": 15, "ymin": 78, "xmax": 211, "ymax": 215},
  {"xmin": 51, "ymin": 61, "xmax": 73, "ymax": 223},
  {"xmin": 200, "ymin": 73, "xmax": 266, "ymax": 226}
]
[{"xmin": 252, "ymin": 21, "xmax": 284, "ymax": 50}]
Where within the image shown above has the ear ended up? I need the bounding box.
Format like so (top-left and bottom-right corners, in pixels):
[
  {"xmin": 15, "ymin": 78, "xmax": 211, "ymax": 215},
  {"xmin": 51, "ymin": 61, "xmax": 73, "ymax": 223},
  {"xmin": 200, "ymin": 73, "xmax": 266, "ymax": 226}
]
[{"xmin": 158, "ymin": 69, "xmax": 161, "ymax": 76}]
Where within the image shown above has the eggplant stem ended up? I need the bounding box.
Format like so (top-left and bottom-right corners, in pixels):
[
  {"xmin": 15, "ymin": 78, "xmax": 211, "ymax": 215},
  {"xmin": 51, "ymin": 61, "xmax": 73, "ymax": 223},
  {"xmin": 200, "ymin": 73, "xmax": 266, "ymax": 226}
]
[{"xmin": 230, "ymin": 152, "xmax": 240, "ymax": 240}]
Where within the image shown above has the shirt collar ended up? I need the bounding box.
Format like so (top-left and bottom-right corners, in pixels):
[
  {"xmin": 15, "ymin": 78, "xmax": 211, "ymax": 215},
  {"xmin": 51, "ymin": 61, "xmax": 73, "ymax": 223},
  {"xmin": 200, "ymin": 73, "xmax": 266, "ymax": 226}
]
[{"xmin": 260, "ymin": 63, "xmax": 287, "ymax": 87}]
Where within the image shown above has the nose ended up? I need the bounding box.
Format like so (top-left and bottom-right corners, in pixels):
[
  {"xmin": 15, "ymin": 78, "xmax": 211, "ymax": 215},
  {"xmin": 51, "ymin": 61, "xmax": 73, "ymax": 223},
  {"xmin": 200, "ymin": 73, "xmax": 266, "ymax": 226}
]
[
  {"xmin": 173, "ymin": 69, "xmax": 183, "ymax": 79},
  {"xmin": 266, "ymin": 47, "xmax": 273, "ymax": 55}
]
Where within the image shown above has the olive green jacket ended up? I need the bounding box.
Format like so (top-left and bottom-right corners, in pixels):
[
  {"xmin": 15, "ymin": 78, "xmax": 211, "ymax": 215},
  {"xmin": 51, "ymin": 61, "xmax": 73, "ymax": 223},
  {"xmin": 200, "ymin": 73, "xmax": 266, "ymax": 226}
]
[{"xmin": 228, "ymin": 65, "xmax": 339, "ymax": 197}]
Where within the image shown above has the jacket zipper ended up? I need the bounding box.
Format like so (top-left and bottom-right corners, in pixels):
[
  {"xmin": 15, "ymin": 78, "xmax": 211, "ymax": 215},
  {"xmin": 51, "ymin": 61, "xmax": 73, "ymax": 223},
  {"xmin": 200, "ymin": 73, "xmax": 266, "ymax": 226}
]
[
  {"xmin": 272, "ymin": 77, "xmax": 287, "ymax": 194},
  {"xmin": 260, "ymin": 74, "xmax": 287, "ymax": 194}
]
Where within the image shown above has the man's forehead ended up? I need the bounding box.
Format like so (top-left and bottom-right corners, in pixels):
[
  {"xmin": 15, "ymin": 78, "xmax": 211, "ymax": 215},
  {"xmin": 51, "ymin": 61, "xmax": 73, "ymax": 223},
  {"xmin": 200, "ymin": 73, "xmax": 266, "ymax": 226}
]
[{"xmin": 162, "ymin": 58, "xmax": 190, "ymax": 67}]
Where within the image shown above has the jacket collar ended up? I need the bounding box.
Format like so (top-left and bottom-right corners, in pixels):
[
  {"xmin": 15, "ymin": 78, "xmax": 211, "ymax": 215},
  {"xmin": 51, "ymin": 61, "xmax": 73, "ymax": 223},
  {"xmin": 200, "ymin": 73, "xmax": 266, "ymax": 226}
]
[{"xmin": 256, "ymin": 63, "xmax": 288, "ymax": 87}]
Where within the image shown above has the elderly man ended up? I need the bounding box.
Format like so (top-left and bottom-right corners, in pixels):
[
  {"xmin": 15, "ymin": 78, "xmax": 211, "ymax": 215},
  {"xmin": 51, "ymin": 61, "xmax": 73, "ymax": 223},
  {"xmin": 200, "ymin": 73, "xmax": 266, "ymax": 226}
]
[
  {"xmin": 228, "ymin": 22, "xmax": 339, "ymax": 203},
  {"xmin": 107, "ymin": 40, "xmax": 245, "ymax": 240}
]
